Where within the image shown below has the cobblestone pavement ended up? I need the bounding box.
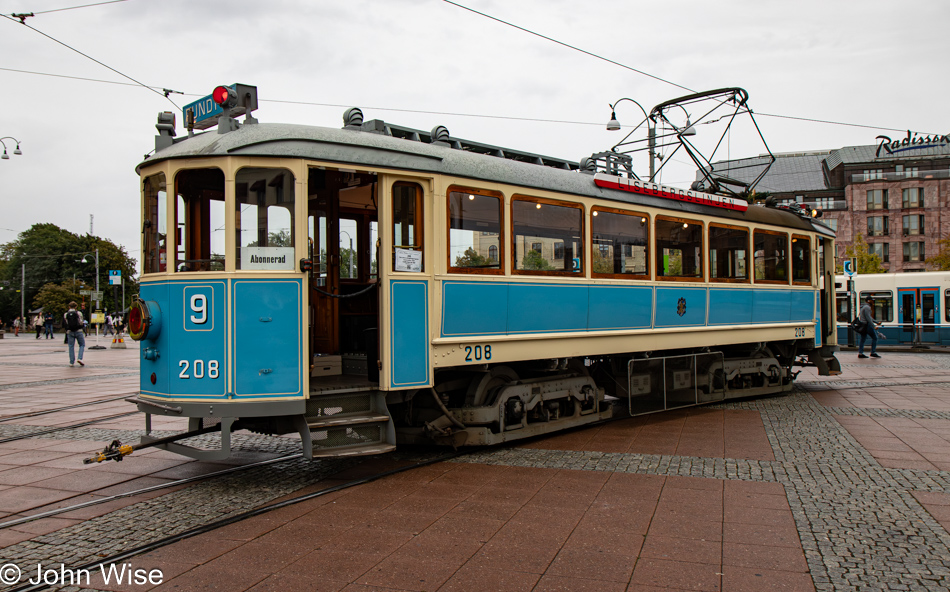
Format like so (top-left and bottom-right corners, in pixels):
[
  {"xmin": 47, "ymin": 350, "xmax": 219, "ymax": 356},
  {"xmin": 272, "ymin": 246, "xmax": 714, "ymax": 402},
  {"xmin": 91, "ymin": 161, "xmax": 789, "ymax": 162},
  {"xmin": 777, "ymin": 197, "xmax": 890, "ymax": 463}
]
[{"xmin": 1, "ymin": 334, "xmax": 950, "ymax": 591}]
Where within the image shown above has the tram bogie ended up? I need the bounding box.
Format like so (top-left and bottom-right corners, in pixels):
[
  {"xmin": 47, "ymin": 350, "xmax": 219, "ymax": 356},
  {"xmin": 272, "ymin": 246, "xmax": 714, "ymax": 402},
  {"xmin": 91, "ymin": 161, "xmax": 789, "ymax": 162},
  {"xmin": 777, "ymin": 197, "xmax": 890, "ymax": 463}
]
[{"xmin": 128, "ymin": 84, "xmax": 840, "ymax": 461}]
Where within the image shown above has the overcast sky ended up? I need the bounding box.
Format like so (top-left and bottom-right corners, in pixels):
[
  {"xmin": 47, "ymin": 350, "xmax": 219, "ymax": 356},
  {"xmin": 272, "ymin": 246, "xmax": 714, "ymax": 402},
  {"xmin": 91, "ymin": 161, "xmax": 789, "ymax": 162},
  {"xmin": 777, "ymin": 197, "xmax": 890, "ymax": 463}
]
[{"xmin": 1, "ymin": 0, "xmax": 948, "ymax": 273}]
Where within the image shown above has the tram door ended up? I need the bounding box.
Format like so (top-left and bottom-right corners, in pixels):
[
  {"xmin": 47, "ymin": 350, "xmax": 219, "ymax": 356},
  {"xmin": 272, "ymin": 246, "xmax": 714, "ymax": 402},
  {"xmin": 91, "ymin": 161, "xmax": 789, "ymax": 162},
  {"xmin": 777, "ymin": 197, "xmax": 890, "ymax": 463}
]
[
  {"xmin": 307, "ymin": 169, "xmax": 380, "ymax": 368},
  {"xmin": 898, "ymin": 288, "xmax": 938, "ymax": 344}
]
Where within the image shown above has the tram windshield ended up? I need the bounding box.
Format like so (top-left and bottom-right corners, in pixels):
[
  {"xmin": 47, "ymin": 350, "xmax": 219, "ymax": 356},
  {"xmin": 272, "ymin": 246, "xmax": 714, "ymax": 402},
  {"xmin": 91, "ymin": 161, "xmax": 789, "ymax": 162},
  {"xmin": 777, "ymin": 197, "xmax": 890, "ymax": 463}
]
[
  {"xmin": 175, "ymin": 168, "xmax": 225, "ymax": 272},
  {"xmin": 143, "ymin": 173, "xmax": 167, "ymax": 274}
]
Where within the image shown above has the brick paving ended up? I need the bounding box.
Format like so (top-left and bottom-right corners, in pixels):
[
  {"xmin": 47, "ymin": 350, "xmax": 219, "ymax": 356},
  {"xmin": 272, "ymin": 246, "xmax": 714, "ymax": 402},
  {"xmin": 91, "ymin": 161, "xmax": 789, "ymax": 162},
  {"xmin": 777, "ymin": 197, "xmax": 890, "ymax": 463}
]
[{"xmin": 0, "ymin": 334, "xmax": 950, "ymax": 591}]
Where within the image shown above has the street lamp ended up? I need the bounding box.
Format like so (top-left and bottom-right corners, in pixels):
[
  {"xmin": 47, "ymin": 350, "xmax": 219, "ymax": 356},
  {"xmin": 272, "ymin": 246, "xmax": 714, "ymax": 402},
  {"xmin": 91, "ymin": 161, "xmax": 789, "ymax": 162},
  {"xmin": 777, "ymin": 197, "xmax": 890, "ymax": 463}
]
[
  {"xmin": 606, "ymin": 100, "xmax": 696, "ymax": 180},
  {"xmin": 0, "ymin": 137, "xmax": 23, "ymax": 160},
  {"xmin": 340, "ymin": 230, "xmax": 354, "ymax": 279},
  {"xmin": 78, "ymin": 248, "xmax": 106, "ymax": 349}
]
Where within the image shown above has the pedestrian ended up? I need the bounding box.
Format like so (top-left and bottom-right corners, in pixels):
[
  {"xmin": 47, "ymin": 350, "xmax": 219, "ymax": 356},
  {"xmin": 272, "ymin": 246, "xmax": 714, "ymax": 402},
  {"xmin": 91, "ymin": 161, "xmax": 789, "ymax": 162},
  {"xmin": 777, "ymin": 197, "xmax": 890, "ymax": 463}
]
[
  {"xmin": 858, "ymin": 296, "xmax": 881, "ymax": 359},
  {"xmin": 44, "ymin": 311, "xmax": 54, "ymax": 339},
  {"xmin": 13, "ymin": 316, "xmax": 19, "ymax": 336},
  {"xmin": 104, "ymin": 312, "xmax": 115, "ymax": 336},
  {"xmin": 34, "ymin": 313, "xmax": 43, "ymax": 339},
  {"xmin": 114, "ymin": 314, "xmax": 124, "ymax": 335},
  {"xmin": 63, "ymin": 302, "xmax": 86, "ymax": 367}
]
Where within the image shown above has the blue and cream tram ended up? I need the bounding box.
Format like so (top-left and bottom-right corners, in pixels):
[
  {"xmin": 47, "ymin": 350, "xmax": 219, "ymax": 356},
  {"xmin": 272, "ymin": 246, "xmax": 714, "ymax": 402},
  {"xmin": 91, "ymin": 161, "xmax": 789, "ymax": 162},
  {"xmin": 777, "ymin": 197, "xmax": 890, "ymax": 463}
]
[
  {"xmin": 127, "ymin": 84, "xmax": 840, "ymax": 460},
  {"xmin": 836, "ymin": 271, "xmax": 950, "ymax": 346}
]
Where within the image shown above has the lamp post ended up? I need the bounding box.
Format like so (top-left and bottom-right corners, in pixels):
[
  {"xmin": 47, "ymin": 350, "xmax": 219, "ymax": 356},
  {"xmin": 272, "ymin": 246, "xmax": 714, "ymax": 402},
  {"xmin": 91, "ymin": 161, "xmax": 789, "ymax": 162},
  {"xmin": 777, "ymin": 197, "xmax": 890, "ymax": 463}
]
[
  {"xmin": 606, "ymin": 98, "xmax": 656, "ymax": 179},
  {"xmin": 0, "ymin": 137, "xmax": 23, "ymax": 160},
  {"xmin": 340, "ymin": 230, "xmax": 354, "ymax": 279},
  {"xmin": 606, "ymin": 100, "xmax": 696, "ymax": 181},
  {"xmin": 79, "ymin": 248, "xmax": 106, "ymax": 349}
]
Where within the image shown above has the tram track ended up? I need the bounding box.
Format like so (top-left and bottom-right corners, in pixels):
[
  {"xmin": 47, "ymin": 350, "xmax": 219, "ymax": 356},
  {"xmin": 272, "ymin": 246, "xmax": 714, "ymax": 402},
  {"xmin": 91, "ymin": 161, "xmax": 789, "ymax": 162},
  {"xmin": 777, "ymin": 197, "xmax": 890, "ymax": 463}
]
[
  {"xmin": 0, "ymin": 411, "xmax": 139, "ymax": 445},
  {"xmin": 3, "ymin": 450, "xmax": 464, "ymax": 592},
  {"xmin": 0, "ymin": 394, "xmax": 135, "ymax": 424}
]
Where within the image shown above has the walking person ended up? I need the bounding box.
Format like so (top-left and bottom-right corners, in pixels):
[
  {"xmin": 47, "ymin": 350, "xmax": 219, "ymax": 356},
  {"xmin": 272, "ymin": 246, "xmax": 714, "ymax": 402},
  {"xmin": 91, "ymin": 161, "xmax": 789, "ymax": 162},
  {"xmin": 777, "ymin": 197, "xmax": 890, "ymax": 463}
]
[
  {"xmin": 44, "ymin": 311, "xmax": 54, "ymax": 339},
  {"xmin": 104, "ymin": 313, "xmax": 115, "ymax": 336},
  {"xmin": 858, "ymin": 296, "xmax": 881, "ymax": 359},
  {"xmin": 64, "ymin": 302, "xmax": 86, "ymax": 367},
  {"xmin": 13, "ymin": 316, "xmax": 20, "ymax": 336}
]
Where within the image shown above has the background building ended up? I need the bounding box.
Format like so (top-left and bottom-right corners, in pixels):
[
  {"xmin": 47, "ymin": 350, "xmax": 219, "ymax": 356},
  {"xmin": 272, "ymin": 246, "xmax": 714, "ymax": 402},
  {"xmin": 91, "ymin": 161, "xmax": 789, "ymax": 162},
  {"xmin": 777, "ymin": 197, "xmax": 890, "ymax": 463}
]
[{"xmin": 703, "ymin": 136, "xmax": 950, "ymax": 272}]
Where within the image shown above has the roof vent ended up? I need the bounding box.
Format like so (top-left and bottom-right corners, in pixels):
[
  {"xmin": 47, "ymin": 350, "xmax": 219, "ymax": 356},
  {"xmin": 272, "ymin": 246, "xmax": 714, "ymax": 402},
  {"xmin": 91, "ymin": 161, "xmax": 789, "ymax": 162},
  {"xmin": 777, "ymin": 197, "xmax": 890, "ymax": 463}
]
[
  {"xmin": 430, "ymin": 125, "xmax": 451, "ymax": 146},
  {"xmin": 578, "ymin": 157, "xmax": 596, "ymax": 175},
  {"xmin": 343, "ymin": 107, "xmax": 363, "ymax": 129}
]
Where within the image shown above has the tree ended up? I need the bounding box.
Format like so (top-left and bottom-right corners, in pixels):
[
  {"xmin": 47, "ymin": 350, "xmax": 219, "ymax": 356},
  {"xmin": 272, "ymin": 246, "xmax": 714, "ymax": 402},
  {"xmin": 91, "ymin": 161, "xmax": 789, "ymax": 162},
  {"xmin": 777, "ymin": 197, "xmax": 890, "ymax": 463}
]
[
  {"xmin": 592, "ymin": 248, "xmax": 613, "ymax": 274},
  {"xmin": 454, "ymin": 247, "xmax": 493, "ymax": 268},
  {"xmin": 521, "ymin": 249, "xmax": 554, "ymax": 270},
  {"xmin": 926, "ymin": 235, "xmax": 950, "ymax": 270},
  {"xmin": 0, "ymin": 224, "xmax": 138, "ymax": 322},
  {"xmin": 32, "ymin": 282, "xmax": 83, "ymax": 326},
  {"xmin": 842, "ymin": 233, "xmax": 885, "ymax": 274}
]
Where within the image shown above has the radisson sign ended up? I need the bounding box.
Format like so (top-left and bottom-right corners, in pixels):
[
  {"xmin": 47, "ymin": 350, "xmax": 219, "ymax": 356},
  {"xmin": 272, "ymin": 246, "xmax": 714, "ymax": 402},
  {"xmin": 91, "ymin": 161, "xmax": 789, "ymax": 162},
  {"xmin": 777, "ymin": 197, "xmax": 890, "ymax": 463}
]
[{"xmin": 876, "ymin": 131, "xmax": 950, "ymax": 157}]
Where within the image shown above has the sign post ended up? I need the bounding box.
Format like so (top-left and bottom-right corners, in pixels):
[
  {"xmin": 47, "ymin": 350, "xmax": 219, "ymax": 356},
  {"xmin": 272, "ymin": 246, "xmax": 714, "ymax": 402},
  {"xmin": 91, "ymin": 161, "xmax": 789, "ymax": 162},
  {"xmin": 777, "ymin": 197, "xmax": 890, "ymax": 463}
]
[{"xmin": 844, "ymin": 259, "xmax": 857, "ymax": 347}]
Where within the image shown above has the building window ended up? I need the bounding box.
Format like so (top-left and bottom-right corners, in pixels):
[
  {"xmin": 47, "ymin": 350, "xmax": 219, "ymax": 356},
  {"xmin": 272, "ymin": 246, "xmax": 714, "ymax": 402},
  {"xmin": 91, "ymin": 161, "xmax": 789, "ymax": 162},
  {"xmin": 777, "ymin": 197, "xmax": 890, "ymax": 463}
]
[
  {"xmin": 708, "ymin": 224, "xmax": 748, "ymax": 282},
  {"xmin": 863, "ymin": 169, "xmax": 883, "ymax": 181},
  {"xmin": 488, "ymin": 245, "xmax": 498, "ymax": 262},
  {"xmin": 868, "ymin": 242, "xmax": 889, "ymax": 263},
  {"xmin": 867, "ymin": 216, "xmax": 888, "ymax": 237},
  {"xmin": 902, "ymin": 187, "xmax": 924, "ymax": 208},
  {"xmin": 867, "ymin": 189, "xmax": 888, "ymax": 210},
  {"xmin": 553, "ymin": 242, "xmax": 564, "ymax": 260},
  {"xmin": 825, "ymin": 219, "xmax": 838, "ymax": 232},
  {"xmin": 903, "ymin": 242, "xmax": 925, "ymax": 262},
  {"xmin": 897, "ymin": 165, "xmax": 919, "ymax": 178},
  {"xmin": 903, "ymin": 215, "xmax": 924, "ymax": 236},
  {"xmin": 531, "ymin": 242, "xmax": 542, "ymax": 253}
]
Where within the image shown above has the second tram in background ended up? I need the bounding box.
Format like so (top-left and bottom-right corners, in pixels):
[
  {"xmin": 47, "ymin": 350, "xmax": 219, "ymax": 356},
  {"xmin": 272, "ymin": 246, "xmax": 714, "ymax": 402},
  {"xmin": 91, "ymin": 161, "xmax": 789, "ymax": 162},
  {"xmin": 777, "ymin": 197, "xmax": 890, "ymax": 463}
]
[
  {"xmin": 125, "ymin": 84, "xmax": 840, "ymax": 461},
  {"xmin": 836, "ymin": 271, "xmax": 950, "ymax": 346}
]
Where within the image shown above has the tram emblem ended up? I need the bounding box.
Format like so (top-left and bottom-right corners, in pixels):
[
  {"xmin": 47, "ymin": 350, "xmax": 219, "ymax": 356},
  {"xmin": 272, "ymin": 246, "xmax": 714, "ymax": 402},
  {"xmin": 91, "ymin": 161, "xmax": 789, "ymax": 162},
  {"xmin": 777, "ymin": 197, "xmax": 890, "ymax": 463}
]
[{"xmin": 677, "ymin": 297, "xmax": 687, "ymax": 317}]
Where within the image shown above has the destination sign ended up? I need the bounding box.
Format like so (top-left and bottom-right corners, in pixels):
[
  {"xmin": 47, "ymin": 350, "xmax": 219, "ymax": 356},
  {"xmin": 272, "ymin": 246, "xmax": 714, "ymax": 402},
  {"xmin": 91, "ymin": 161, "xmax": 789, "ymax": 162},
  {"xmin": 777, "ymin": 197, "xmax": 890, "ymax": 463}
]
[{"xmin": 593, "ymin": 173, "xmax": 748, "ymax": 212}]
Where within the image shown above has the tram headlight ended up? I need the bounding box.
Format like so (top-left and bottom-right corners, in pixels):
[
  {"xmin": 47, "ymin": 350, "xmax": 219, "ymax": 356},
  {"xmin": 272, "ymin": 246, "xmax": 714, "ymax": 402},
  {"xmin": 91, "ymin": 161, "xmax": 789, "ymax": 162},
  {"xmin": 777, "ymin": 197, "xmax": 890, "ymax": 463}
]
[{"xmin": 129, "ymin": 297, "xmax": 162, "ymax": 341}]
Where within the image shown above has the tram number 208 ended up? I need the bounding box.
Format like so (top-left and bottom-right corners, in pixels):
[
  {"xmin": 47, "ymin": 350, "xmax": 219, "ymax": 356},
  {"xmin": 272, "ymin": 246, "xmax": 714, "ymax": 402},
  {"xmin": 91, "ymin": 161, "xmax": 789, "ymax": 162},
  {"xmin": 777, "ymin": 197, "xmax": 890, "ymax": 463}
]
[
  {"xmin": 464, "ymin": 345, "xmax": 492, "ymax": 362},
  {"xmin": 179, "ymin": 360, "xmax": 220, "ymax": 379}
]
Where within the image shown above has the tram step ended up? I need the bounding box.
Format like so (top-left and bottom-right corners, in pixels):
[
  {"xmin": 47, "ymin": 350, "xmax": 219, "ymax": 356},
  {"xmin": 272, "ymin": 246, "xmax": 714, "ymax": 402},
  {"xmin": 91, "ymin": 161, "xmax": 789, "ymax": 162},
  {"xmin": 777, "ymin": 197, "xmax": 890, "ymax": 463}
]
[
  {"xmin": 311, "ymin": 443, "xmax": 396, "ymax": 458},
  {"xmin": 307, "ymin": 413, "xmax": 390, "ymax": 429}
]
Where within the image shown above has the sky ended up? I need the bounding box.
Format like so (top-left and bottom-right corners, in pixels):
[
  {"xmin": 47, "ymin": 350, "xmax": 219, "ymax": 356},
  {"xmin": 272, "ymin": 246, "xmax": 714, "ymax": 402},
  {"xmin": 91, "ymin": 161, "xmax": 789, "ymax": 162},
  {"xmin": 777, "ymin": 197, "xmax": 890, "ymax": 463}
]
[{"xmin": 1, "ymin": 0, "xmax": 948, "ymax": 275}]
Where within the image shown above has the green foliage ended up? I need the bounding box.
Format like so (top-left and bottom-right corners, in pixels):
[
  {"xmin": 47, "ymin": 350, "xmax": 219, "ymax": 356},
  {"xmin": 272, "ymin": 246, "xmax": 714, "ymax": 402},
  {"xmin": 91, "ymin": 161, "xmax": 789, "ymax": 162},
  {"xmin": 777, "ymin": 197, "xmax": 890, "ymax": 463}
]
[
  {"xmin": 454, "ymin": 247, "xmax": 493, "ymax": 268},
  {"xmin": 592, "ymin": 248, "xmax": 612, "ymax": 274},
  {"xmin": 521, "ymin": 249, "xmax": 554, "ymax": 270},
  {"xmin": 926, "ymin": 235, "xmax": 950, "ymax": 271},
  {"xmin": 0, "ymin": 224, "xmax": 138, "ymax": 321},
  {"xmin": 32, "ymin": 282, "xmax": 83, "ymax": 325},
  {"xmin": 247, "ymin": 230, "xmax": 292, "ymax": 248},
  {"xmin": 842, "ymin": 233, "xmax": 885, "ymax": 274}
]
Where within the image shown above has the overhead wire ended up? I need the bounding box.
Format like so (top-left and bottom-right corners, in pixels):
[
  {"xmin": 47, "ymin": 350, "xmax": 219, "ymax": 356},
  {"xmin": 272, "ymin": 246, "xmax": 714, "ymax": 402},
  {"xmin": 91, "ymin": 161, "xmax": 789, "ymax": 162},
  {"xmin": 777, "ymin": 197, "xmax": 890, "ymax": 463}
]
[
  {"xmin": 0, "ymin": 12, "xmax": 179, "ymax": 109},
  {"xmin": 29, "ymin": 0, "xmax": 130, "ymax": 15}
]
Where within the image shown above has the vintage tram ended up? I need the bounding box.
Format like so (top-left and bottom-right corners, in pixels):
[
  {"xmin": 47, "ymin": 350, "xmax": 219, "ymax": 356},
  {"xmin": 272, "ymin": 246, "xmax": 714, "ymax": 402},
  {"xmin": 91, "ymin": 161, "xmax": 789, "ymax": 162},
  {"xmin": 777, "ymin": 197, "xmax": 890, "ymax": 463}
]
[{"xmin": 126, "ymin": 84, "xmax": 840, "ymax": 460}]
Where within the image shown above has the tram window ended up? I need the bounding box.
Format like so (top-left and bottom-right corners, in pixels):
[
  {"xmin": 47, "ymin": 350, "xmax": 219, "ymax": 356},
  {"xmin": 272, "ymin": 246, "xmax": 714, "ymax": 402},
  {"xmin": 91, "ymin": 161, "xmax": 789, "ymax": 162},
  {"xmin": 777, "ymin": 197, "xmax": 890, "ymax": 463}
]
[
  {"xmin": 655, "ymin": 216, "xmax": 703, "ymax": 280},
  {"xmin": 860, "ymin": 291, "xmax": 893, "ymax": 322},
  {"xmin": 591, "ymin": 207, "xmax": 649, "ymax": 279},
  {"xmin": 392, "ymin": 182, "xmax": 424, "ymax": 272},
  {"xmin": 447, "ymin": 187, "xmax": 503, "ymax": 274},
  {"xmin": 791, "ymin": 236, "xmax": 811, "ymax": 284},
  {"xmin": 836, "ymin": 294, "xmax": 850, "ymax": 323},
  {"xmin": 945, "ymin": 290, "xmax": 950, "ymax": 323},
  {"xmin": 340, "ymin": 218, "xmax": 359, "ymax": 279},
  {"xmin": 174, "ymin": 168, "xmax": 226, "ymax": 272},
  {"xmin": 308, "ymin": 215, "xmax": 329, "ymax": 285},
  {"xmin": 511, "ymin": 196, "xmax": 583, "ymax": 275},
  {"xmin": 753, "ymin": 230, "xmax": 788, "ymax": 283},
  {"xmin": 708, "ymin": 224, "xmax": 748, "ymax": 282},
  {"xmin": 235, "ymin": 168, "xmax": 296, "ymax": 271},
  {"xmin": 143, "ymin": 173, "xmax": 167, "ymax": 274}
]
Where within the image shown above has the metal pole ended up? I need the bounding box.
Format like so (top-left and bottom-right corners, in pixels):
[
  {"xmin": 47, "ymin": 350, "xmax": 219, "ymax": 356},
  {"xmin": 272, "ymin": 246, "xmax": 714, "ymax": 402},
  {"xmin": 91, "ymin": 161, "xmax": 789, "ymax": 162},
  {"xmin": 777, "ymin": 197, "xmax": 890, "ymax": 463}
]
[
  {"xmin": 648, "ymin": 124, "xmax": 656, "ymax": 180},
  {"xmin": 20, "ymin": 263, "xmax": 25, "ymax": 330},
  {"xmin": 90, "ymin": 248, "xmax": 106, "ymax": 349}
]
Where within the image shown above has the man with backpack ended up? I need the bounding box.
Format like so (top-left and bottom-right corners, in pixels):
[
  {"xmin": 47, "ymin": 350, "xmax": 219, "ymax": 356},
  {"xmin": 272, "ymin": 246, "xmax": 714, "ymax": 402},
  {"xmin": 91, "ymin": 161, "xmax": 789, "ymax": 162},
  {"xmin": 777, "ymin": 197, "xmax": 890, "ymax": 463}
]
[
  {"xmin": 64, "ymin": 302, "xmax": 86, "ymax": 367},
  {"xmin": 857, "ymin": 296, "xmax": 881, "ymax": 359}
]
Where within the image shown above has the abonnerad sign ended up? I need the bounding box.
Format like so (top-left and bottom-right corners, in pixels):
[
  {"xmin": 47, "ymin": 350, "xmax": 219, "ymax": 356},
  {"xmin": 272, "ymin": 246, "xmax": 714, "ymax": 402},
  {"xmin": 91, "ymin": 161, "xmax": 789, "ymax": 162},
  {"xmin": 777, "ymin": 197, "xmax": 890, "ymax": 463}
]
[
  {"xmin": 241, "ymin": 247, "xmax": 295, "ymax": 270},
  {"xmin": 876, "ymin": 131, "xmax": 950, "ymax": 157}
]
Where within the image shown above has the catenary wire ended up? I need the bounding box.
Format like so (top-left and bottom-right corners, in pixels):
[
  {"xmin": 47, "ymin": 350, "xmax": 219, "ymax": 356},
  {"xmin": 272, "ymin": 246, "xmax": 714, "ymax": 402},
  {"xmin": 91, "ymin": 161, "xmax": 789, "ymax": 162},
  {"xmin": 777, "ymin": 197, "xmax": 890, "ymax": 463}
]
[
  {"xmin": 0, "ymin": 13, "xmax": 179, "ymax": 109},
  {"xmin": 26, "ymin": 0, "xmax": 131, "ymax": 15}
]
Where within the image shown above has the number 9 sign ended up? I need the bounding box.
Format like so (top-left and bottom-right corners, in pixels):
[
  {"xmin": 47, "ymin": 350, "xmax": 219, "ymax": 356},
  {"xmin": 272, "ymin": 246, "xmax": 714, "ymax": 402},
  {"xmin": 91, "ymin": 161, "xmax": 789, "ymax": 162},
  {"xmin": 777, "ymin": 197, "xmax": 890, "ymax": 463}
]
[{"xmin": 183, "ymin": 286, "xmax": 215, "ymax": 331}]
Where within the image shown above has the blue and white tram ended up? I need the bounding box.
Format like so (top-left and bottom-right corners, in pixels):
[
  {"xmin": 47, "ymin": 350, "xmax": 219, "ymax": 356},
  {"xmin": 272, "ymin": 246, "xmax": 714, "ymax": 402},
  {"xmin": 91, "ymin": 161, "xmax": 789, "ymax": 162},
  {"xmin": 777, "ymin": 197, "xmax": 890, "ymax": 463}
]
[
  {"xmin": 126, "ymin": 84, "xmax": 840, "ymax": 461},
  {"xmin": 836, "ymin": 271, "xmax": 950, "ymax": 346}
]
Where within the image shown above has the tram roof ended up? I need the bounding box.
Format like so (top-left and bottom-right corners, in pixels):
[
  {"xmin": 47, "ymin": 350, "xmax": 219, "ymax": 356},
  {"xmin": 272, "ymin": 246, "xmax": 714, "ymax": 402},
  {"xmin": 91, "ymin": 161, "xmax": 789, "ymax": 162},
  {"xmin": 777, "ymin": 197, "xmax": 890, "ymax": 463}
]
[{"xmin": 140, "ymin": 121, "xmax": 833, "ymax": 237}]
